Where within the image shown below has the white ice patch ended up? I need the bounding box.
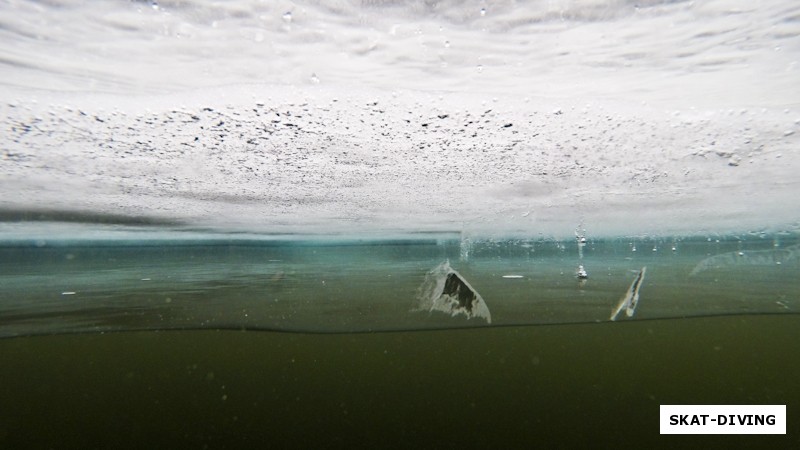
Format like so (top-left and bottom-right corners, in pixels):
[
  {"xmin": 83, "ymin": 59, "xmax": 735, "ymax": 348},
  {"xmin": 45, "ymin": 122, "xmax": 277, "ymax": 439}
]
[
  {"xmin": 415, "ymin": 261, "xmax": 492, "ymax": 324},
  {"xmin": 690, "ymin": 245, "xmax": 799, "ymax": 276},
  {"xmin": 610, "ymin": 266, "xmax": 646, "ymax": 321}
]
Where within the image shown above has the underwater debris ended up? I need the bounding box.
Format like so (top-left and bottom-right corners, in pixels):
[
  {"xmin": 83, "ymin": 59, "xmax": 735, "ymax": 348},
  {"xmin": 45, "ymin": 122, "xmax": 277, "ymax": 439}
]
[
  {"xmin": 610, "ymin": 266, "xmax": 646, "ymax": 321},
  {"xmin": 575, "ymin": 225, "xmax": 588, "ymax": 281},
  {"xmin": 576, "ymin": 227, "xmax": 587, "ymax": 259},
  {"xmin": 415, "ymin": 261, "xmax": 492, "ymax": 324}
]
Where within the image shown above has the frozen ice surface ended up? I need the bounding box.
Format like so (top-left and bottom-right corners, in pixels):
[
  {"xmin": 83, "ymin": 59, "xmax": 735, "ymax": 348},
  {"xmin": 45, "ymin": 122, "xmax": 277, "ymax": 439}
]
[{"xmin": 1, "ymin": 0, "xmax": 799, "ymax": 237}]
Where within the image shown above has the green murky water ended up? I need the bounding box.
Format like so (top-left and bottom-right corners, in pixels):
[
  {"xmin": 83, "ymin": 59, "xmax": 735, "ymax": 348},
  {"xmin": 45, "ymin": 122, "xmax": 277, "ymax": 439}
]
[
  {"xmin": 1, "ymin": 317, "xmax": 798, "ymax": 449},
  {"xmin": 1, "ymin": 226, "xmax": 798, "ymax": 448}
]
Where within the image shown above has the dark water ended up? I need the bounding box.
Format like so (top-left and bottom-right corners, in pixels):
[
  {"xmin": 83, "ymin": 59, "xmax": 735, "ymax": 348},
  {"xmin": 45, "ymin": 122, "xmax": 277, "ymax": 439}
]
[
  {"xmin": 1, "ymin": 316, "xmax": 798, "ymax": 449},
  {"xmin": 1, "ymin": 228, "xmax": 798, "ymax": 448}
]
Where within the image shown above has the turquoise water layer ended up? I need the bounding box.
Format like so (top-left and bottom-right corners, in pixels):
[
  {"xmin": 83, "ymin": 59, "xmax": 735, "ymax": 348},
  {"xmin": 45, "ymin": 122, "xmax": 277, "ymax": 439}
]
[{"xmin": 1, "ymin": 223, "xmax": 797, "ymax": 337}]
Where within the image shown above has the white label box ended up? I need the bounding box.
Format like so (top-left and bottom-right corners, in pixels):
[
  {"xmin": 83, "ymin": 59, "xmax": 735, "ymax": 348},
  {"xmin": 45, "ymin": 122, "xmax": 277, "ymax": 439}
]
[{"xmin": 660, "ymin": 405, "xmax": 786, "ymax": 434}]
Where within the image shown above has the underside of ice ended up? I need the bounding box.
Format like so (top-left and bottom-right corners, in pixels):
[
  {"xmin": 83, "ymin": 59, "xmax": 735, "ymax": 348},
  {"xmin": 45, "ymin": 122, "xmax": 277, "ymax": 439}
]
[{"xmin": 0, "ymin": 0, "xmax": 798, "ymax": 237}]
